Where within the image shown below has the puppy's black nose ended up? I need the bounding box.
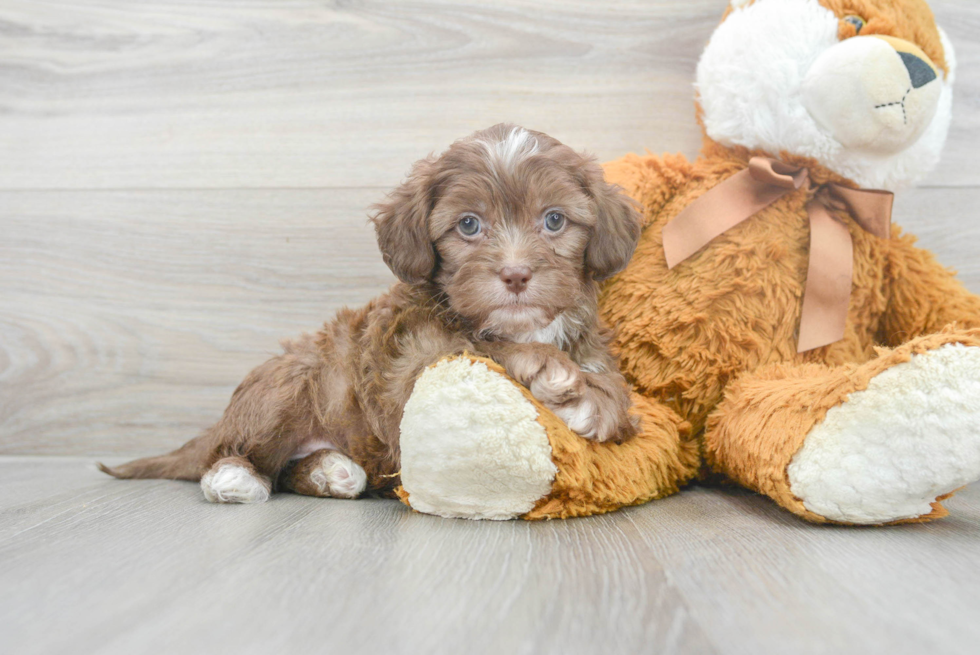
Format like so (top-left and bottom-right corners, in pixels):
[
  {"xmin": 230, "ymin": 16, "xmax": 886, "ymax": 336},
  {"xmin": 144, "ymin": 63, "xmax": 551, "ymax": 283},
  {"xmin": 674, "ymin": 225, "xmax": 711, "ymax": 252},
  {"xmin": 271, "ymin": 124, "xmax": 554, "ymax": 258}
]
[{"xmin": 500, "ymin": 266, "xmax": 532, "ymax": 294}]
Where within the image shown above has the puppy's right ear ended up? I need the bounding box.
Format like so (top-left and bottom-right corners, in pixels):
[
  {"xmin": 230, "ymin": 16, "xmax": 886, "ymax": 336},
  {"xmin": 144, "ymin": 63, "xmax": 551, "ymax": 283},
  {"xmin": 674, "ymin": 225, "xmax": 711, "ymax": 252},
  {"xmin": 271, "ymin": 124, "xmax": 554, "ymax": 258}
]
[{"xmin": 371, "ymin": 157, "xmax": 440, "ymax": 284}]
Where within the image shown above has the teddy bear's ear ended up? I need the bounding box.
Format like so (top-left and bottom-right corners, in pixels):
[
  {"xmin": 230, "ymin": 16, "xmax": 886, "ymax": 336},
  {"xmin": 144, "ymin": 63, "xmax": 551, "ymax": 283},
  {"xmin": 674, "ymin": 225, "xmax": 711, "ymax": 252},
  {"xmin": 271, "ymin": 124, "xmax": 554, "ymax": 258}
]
[{"xmin": 938, "ymin": 26, "xmax": 957, "ymax": 84}]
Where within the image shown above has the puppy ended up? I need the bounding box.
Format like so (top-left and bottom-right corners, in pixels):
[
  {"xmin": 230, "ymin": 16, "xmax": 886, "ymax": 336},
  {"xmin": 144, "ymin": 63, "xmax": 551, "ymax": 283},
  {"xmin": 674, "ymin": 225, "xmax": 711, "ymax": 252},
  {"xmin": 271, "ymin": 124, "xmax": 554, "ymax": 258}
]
[{"xmin": 100, "ymin": 124, "xmax": 642, "ymax": 503}]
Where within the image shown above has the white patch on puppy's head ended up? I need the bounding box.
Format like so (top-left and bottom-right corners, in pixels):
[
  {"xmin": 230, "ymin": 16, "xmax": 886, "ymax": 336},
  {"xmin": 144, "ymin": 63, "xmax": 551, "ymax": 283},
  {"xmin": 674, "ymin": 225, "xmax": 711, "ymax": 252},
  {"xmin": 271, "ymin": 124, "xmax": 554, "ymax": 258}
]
[
  {"xmin": 478, "ymin": 126, "xmax": 539, "ymax": 174},
  {"xmin": 699, "ymin": 0, "xmax": 955, "ymax": 190}
]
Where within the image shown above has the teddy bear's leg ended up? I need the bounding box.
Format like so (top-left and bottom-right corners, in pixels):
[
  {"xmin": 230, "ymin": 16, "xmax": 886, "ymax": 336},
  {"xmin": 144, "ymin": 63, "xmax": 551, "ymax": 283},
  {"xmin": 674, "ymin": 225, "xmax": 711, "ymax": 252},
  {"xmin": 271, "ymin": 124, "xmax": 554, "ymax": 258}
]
[
  {"xmin": 704, "ymin": 330, "xmax": 980, "ymax": 525},
  {"xmin": 398, "ymin": 355, "xmax": 699, "ymax": 520},
  {"xmin": 881, "ymin": 234, "xmax": 980, "ymax": 344},
  {"xmin": 524, "ymin": 390, "xmax": 701, "ymax": 519}
]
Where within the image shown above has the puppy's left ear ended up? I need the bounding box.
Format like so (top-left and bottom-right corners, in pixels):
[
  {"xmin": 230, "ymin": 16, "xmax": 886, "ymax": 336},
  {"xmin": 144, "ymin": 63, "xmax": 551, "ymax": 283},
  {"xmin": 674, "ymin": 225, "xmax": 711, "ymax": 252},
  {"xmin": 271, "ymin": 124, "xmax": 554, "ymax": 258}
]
[
  {"xmin": 579, "ymin": 158, "xmax": 641, "ymax": 280},
  {"xmin": 371, "ymin": 156, "xmax": 440, "ymax": 284}
]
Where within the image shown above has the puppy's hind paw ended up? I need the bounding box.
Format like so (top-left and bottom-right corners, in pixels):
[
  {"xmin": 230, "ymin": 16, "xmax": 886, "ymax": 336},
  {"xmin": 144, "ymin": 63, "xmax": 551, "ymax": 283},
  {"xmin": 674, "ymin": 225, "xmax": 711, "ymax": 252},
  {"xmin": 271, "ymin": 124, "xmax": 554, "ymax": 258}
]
[
  {"xmin": 201, "ymin": 462, "xmax": 271, "ymax": 504},
  {"xmin": 309, "ymin": 451, "xmax": 367, "ymax": 499}
]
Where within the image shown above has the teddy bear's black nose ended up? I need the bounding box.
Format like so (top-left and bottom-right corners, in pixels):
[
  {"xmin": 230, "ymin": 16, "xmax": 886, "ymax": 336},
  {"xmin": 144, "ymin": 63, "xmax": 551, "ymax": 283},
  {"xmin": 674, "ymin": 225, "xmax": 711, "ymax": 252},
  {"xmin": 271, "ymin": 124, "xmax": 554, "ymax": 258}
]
[{"xmin": 899, "ymin": 51, "xmax": 937, "ymax": 89}]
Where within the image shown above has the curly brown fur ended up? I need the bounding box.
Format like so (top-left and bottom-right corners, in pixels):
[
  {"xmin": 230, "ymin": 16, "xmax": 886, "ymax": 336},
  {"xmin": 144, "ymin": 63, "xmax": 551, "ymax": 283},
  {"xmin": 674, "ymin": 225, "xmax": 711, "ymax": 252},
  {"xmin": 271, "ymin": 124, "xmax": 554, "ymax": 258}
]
[{"xmin": 100, "ymin": 124, "xmax": 641, "ymax": 501}]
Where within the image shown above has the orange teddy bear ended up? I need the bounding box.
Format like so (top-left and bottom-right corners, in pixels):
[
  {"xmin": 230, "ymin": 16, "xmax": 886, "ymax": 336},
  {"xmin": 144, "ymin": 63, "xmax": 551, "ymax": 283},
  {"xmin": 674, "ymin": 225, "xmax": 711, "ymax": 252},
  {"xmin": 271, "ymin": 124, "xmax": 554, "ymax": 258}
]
[{"xmin": 397, "ymin": 0, "xmax": 980, "ymax": 524}]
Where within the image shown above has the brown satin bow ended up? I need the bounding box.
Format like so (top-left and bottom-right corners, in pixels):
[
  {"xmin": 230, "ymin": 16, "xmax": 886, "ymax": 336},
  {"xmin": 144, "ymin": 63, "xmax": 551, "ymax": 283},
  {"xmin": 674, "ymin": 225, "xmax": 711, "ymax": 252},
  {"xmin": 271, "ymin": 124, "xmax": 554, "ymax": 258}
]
[{"xmin": 662, "ymin": 157, "xmax": 894, "ymax": 352}]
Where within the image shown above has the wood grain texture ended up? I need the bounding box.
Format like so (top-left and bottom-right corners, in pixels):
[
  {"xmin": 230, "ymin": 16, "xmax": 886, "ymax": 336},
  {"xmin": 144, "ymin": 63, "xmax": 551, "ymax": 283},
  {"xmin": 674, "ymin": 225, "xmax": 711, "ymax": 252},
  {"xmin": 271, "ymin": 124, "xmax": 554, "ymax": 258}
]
[
  {"xmin": 3, "ymin": 186, "xmax": 979, "ymax": 456},
  {"xmin": 0, "ymin": 0, "xmax": 978, "ymax": 190},
  {"xmin": 3, "ymin": 4, "xmax": 980, "ymax": 654},
  {"xmin": 1, "ymin": 457, "xmax": 978, "ymax": 655},
  {"xmin": 1, "ymin": 1, "xmax": 979, "ymax": 457},
  {"xmin": 0, "ymin": 188, "xmax": 394, "ymax": 455}
]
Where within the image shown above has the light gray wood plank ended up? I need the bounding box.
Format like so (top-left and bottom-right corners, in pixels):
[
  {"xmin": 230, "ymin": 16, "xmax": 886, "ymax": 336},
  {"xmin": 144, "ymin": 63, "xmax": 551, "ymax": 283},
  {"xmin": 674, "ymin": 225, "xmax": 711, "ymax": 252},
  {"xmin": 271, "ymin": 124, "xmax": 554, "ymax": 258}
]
[
  {"xmin": 891, "ymin": 187, "xmax": 980, "ymax": 284},
  {"xmin": 0, "ymin": 457, "xmax": 716, "ymax": 655},
  {"xmin": 4, "ymin": 186, "xmax": 980, "ymax": 456},
  {"xmin": 2, "ymin": 457, "xmax": 978, "ymax": 655},
  {"xmin": 0, "ymin": 456, "xmax": 109, "ymax": 509},
  {"xmin": 621, "ymin": 482, "xmax": 980, "ymax": 655},
  {"xmin": 0, "ymin": 0, "xmax": 977, "ymax": 190},
  {"xmin": 931, "ymin": 0, "xmax": 980, "ymax": 187},
  {"xmin": 0, "ymin": 188, "xmax": 395, "ymax": 455}
]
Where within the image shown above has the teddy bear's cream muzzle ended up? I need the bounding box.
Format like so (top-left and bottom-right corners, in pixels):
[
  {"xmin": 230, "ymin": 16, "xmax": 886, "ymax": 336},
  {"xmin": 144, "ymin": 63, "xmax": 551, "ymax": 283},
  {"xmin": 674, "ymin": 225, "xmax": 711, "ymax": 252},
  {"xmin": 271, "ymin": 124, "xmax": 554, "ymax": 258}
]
[{"xmin": 802, "ymin": 35, "xmax": 942, "ymax": 156}]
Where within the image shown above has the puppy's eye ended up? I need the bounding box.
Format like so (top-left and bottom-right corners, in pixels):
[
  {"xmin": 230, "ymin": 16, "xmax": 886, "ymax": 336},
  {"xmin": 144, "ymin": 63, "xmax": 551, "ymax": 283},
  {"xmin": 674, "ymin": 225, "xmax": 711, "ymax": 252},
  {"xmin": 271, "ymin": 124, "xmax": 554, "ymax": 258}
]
[
  {"xmin": 843, "ymin": 15, "xmax": 865, "ymax": 33},
  {"xmin": 457, "ymin": 215, "xmax": 481, "ymax": 237},
  {"xmin": 544, "ymin": 211, "xmax": 565, "ymax": 232}
]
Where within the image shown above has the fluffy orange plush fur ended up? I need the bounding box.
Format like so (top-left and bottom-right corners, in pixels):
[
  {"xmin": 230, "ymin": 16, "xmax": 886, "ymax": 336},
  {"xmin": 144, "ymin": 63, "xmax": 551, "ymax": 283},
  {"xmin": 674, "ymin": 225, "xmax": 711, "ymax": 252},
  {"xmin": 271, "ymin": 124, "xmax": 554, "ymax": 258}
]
[
  {"xmin": 595, "ymin": 0, "xmax": 980, "ymax": 524},
  {"xmin": 396, "ymin": 0, "xmax": 980, "ymax": 524},
  {"xmin": 396, "ymin": 355, "xmax": 699, "ymax": 520}
]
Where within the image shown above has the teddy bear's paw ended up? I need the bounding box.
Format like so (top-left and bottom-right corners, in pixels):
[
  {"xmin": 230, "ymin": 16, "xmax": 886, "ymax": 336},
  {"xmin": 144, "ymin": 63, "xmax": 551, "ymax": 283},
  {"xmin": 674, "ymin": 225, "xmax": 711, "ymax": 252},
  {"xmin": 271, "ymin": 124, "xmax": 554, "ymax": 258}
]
[
  {"xmin": 788, "ymin": 343, "xmax": 980, "ymax": 524},
  {"xmin": 399, "ymin": 357, "xmax": 558, "ymax": 520}
]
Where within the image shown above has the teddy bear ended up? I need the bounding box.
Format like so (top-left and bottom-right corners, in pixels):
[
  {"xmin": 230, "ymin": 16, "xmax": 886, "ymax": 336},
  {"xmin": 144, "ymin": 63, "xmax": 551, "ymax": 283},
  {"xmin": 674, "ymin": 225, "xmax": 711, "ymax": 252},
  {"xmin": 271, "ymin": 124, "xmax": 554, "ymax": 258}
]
[{"xmin": 395, "ymin": 0, "xmax": 980, "ymax": 525}]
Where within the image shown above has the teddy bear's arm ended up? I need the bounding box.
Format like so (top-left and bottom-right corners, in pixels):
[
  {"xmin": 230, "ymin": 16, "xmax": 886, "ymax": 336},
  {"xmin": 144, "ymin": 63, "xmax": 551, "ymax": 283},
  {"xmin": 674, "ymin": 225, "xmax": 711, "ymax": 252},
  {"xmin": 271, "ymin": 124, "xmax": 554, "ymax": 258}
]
[
  {"xmin": 879, "ymin": 229, "xmax": 980, "ymax": 345},
  {"xmin": 602, "ymin": 153, "xmax": 693, "ymax": 228}
]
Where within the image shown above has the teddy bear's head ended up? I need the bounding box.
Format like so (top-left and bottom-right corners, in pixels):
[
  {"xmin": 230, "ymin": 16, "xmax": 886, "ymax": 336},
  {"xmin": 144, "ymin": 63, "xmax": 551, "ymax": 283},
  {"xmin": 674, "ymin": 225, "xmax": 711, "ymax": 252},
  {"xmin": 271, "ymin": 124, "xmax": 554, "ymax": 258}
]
[{"xmin": 697, "ymin": 0, "xmax": 955, "ymax": 190}]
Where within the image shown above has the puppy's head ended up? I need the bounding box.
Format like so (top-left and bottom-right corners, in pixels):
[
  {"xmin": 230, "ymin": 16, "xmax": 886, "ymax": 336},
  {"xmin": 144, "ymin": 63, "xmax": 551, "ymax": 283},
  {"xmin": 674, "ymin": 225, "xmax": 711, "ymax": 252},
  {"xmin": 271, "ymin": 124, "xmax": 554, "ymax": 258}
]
[{"xmin": 371, "ymin": 124, "xmax": 640, "ymax": 339}]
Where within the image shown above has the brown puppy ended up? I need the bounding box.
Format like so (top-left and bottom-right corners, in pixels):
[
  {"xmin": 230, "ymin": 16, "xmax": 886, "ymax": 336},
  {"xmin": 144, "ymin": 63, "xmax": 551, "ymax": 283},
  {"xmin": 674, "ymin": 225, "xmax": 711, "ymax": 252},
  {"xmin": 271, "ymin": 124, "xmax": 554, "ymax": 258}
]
[{"xmin": 100, "ymin": 124, "xmax": 641, "ymax": 503}]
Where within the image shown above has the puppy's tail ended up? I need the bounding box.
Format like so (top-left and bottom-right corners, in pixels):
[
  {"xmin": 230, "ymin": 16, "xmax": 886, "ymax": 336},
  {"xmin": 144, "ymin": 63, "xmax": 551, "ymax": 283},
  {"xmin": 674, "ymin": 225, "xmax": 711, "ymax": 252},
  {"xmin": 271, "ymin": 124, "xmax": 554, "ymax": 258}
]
[{"xmin": 97, "ymin": 435, "xmax": 211, "ymax": 481}]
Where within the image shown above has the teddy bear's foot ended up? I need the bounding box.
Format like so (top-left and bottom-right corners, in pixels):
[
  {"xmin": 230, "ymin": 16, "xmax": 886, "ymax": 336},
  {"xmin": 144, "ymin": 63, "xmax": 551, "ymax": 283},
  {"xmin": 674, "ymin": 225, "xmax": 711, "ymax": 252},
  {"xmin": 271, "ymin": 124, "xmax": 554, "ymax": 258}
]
[
  {"xmin": 788, "ymin": 343, "xmax": 980, "ymax": 524},
  {"xmin": 399, "ymin": 356, "xmax": 558, "ymax": 520},
  {"xmin": 398, "ymin": 355, "xmax": 698, "ymax": 520}
]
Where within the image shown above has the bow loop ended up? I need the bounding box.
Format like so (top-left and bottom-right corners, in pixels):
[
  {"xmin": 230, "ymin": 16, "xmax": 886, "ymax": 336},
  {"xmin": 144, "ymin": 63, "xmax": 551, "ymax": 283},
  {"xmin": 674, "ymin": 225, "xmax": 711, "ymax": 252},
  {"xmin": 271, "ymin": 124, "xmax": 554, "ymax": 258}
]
[
  {"xmin": 661, "ymin": 157, "xmax": 893, "ymax": 352},
  {"xmin": 748, "ymin": 157, "xmax": 809, "ymax": 189},
  {"xmin": 826, "ymin": 184, "xmax": 894, "ymax": 240}
]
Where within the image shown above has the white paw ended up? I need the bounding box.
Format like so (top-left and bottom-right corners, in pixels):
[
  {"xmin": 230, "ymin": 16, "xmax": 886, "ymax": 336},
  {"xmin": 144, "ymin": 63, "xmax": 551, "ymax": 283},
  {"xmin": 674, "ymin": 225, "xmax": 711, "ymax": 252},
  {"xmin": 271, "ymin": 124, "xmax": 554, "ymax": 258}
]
[
  {"xmin": 529, "ymin": 360, "xmax": 583, "ymax": 405},
  {"xmin": 309, "ymin": 451, "xmax": 367, "ymax": 499},
  {"xmin": 201, "ymin": 464, "xmax": 270, "ymax": 504},
  {"xmin": 789, "ymin": 344, "xmax": 980, "ymax": 524},
  {"xmin": 554, "ymin": 398, "xmax": 598, "ymax": 439}
]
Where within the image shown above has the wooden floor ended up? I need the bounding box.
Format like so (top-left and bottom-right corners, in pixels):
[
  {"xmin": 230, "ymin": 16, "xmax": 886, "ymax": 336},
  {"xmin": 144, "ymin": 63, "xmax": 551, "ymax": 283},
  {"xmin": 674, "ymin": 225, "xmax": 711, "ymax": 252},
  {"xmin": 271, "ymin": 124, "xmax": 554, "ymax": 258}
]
[
  {"xmin": 2, "ymin": 458, "xmax": 979, "ymax": 655},
  {"xmin": 4, "ymin": 1, "xmax": 980, "ymax": 653}
]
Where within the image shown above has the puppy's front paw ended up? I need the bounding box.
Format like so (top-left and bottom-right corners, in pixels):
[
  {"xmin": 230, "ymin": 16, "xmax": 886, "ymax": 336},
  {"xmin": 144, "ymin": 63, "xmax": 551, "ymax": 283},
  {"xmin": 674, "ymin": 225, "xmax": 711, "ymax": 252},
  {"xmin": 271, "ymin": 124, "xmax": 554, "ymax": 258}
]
[
  {"xmin": 554, "ymin": 397, "xmax": 599, "ymax": 439},
  {"xmin": 529, "ymin": 359, "xmax": 613, "ymax": 441},
  {"xmin": 556, "ymin": 386, "xmax": 639, "ymax": 443},
  {"xmin": 528, "ymin": 356, "xmax": 586, "ymax": 406}
]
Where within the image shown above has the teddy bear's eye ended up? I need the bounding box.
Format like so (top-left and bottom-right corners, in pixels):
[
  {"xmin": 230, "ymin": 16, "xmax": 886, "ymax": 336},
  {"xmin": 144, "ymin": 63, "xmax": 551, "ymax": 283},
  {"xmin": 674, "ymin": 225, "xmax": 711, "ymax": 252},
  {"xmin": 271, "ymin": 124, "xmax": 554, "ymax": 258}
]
[{"xmin": 843, "ymin": 15, "xmax": 866, "ymax": 33}]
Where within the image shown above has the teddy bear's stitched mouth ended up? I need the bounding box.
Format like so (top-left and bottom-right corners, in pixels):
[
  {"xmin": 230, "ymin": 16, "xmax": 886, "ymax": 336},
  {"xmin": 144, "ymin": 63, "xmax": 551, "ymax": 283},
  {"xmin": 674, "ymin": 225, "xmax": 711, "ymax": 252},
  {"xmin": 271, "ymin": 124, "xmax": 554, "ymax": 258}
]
[{"xmin": 874, "ymin": 87, "xmax": 912, "ymax": 125}]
